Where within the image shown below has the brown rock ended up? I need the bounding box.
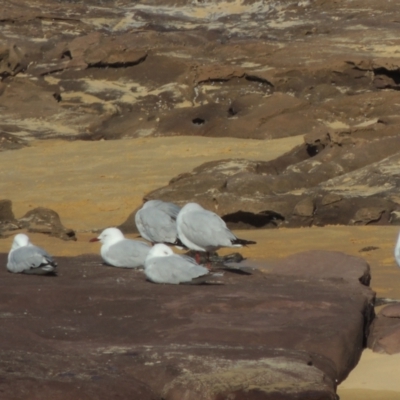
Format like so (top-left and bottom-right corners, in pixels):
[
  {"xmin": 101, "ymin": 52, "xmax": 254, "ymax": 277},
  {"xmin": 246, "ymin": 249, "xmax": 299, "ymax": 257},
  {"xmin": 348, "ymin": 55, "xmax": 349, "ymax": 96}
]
[
  {"xmin": 321, "ymin": 193, "xmax": 342, "ymax": 206},
  {"xmin": 350, "ymin": 207, "xmax": 386, "ymax": 225},
  {"xmin": 18, "ymin": 207, "xmax": 76, "ymax": 241},
  {"xmin": 0, "ymin": 199, "xmax": 20, "ymax": 234},
  {"xmin": 380, "ymin": 304, "xmax": 400, "ymax": 318},
  {"xmin": 144, "ymin": 127, "xmax": 400, "ymax": 229},
  {"xmin": 368, "ymin": 304, "xmax": 400, "ymax": 354},
  {"xmin": 293, "ymin": 197, "xmax": 315, "ymax": 217},
  {"xmin": 0, "ymin": 250, "xmax": 374, "ymax": 399}
]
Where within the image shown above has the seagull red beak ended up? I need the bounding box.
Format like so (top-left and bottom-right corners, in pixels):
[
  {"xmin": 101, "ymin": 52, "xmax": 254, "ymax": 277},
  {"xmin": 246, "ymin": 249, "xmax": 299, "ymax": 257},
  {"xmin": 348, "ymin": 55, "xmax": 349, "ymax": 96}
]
[{"xmin": 89, "ymin": 237, "xmax": 100, "ymax": 242}]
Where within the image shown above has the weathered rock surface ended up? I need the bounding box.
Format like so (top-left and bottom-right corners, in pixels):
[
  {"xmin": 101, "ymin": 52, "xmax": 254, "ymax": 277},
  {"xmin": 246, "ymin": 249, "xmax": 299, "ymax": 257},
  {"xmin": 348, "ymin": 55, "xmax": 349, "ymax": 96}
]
[
  {"xmin": 0, "ymin": 201, "xmax": 76, "ymax": 241},
  {"xmin": 368, "ymin": 303, "xmax": 400, "ymax": 355},
  {"xmin": 2, "ymin": 0, "xmax": 400, "ymax": 232},
  {"xmin": 1, "ymin": 0, "xmax": 400, "ymax": 143},
  {"xmin": 144, "ymin": 129, "xmax": 400, "ymax": 228},
  {"xmin": 0, "ymin": 250, "xmax": 374, "ymax": 399}
]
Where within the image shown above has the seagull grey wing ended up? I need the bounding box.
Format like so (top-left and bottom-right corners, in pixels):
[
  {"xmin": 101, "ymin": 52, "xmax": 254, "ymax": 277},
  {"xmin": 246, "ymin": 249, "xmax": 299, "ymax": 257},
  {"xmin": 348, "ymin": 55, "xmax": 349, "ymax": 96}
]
[
  {"xmin": 135, "ymin": 209, "xmax": 152, "ymax": 242},
  {"xmin": 154, "ymin": 201, "xmax": 181, "ymax": 219},
  {"xmin": 138, "ymin": 208, "xmax": 178, "ymax": 244},
  {"xmin": 395, "ymin": 233, "xmax": 400, "ymax": 268},
  {"xmin": 145, "ymin": 255, "xmax": 209, "ymax": 284},
  {"xmin": 181, "ymin": 210, "xmax": 236, "ymax": 249},
  {"xmin": 8, "ymin": 246, "xmax": 57, "ymax": 274},
  {"xmin": 105, "ymin": 240, "xmax": 150, "ymax": 268}
]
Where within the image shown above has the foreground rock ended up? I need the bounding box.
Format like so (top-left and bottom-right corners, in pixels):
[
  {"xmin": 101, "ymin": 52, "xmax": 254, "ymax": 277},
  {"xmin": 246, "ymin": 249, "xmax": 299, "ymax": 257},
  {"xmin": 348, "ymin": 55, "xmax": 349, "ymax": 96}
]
[
  {"xmin": 368, "ymin": 303, "xmax": 400, "ymax": 355},
  {"xmin": 0, "ymin": 250, "xmax": 374, "ymax": 399},
  {"xmin": 144, "ymin": 130, "xmax": 400, "ymax": 228}
]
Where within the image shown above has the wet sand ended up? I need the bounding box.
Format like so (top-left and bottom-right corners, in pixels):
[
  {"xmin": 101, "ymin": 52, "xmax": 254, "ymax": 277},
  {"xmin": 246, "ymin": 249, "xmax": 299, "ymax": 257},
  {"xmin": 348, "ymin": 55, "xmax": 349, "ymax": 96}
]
[{"xmin": 1, "ymin": 136, "xmax": 400, "ymax": 398}]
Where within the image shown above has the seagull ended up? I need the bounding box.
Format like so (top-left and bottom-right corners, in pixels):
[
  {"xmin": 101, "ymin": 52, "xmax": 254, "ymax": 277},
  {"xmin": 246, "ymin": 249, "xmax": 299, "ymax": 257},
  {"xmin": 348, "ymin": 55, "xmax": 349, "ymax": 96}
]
[
  {"xmin": 90, "ymin": 227, "xmax": 150, "ymax": 268},
  {"xmin": 144, "ymin": 243, "xmax": 210, "ymax": 284},
  {"xmin": 176, "ymin": 202, "xmax": 256, "ymax": 262},
  {"xmin": 395, "ymin": 231, "xmax": 400, "ymax": 267},
  {"xmin": 135, "ymin": 199, "xmax": 181, "ymax": 245},
  {"xmin": 7, "ymin": 233, "xmax": 57, "ymax": 275}
]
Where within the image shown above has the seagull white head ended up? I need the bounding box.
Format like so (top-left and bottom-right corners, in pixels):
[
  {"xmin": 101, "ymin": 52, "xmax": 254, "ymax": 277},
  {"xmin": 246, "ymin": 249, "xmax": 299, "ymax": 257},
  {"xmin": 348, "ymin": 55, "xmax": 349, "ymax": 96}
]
[
  {"xmin": 11, "ymin": 233, "xmax": 31, "ymax": 250},
  {"xmin": 147, "ymin": 243, "xmax": 174, "ymax": 259},
  {"xmin": 90, "ymin": 227, "xmax": 125, "ymax": 245}
]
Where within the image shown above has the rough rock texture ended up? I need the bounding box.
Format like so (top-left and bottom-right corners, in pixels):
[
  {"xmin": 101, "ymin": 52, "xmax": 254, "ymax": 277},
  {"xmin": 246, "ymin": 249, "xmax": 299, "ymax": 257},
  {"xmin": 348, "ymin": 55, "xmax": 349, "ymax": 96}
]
[
  {"xmin": 0, "ymin": 131, "xmax": 28, "ymax": 151},
  {"xmin": 0, "ymin": 250, "xmax": 374, "ymax": 399},
  {"xmin": 0, "ymin": 199, "xmax": 19, "ymax": 235},
  {"xmin": 2, "ymin": 1, "xmax": 400, "ymax": 231},
  {"xmin": 0, "ymin": 201, "xmax": 76, "ymax": 241},
  {"xmin": 144, "ymin": 129, "xmax": 400, "ymax": 228},
  {"xmin": 368, "ymin": 303, "xmax": 400, "ymax": 355},
  {"xmin": 1, "ymin": 0, "xmax": 400, "ymax": 142}
]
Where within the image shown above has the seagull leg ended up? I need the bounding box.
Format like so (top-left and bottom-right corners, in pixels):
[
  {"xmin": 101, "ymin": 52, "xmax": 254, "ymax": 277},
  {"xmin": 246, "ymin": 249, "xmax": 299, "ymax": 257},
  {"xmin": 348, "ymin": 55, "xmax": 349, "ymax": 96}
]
[{"xmin": 195, "ymin": 252, "xmax": 201, "ymax": 264}]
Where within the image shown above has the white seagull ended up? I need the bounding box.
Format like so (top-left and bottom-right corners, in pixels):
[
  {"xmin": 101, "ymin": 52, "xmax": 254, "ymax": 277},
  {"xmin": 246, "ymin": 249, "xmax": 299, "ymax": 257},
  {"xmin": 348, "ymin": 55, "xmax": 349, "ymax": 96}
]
[
  {"xmin": 135, "ymin": 200, "xmax": 181, "ymax": 244},
  {"xmin": 144, "ymin": 243, "xmax": 210, "ymax": 284},
  {"xmin": 395, "ymin": 231, "xmax": 400, "ymax": 267},
  {"xmin": 90, "ymin": 227, "xmax": 150, "ymax": 268},
  {"xmin": 176, "ymin": 203, "xmax": 256, "ymax": 258},
  {"xmin": 7, "ymin": 233, "xmax": 57, "ymax": 275}
]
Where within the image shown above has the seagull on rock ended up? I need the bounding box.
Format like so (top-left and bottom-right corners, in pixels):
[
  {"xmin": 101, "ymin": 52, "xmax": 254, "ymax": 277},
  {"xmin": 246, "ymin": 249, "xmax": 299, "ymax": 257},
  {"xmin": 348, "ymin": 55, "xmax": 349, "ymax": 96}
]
[
  {"xmin": 144, "ymin": 243, "xmax": 210, "ymax": 284},
  {"xmin": 395, "ymin": 231, "xmax": 400, "ymax": 267},
  {"xmin": 90, "ymin": 227, "xmax": 150, "ymax": 268},
  {"xmin": 7, "ymin": 233, "xmax": 57, "ymax": 275},
  {"xmin": 135, "ymin": 199, "xmax": 181, "ymax": 245},
  {"xmin": 176, "ymin": 202, "xmax": 256, "ymax": 262}
]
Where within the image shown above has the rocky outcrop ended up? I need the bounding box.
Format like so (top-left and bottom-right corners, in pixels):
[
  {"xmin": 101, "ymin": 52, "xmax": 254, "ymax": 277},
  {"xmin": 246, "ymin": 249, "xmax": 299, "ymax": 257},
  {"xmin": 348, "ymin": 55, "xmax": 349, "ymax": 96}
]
[
  {"xmin": 1, "ymin": 1, "xmax": 400, "ymax": 142},
  {"xmin": 368, "ymin": 303, "xmax": 400, "ymax": 354},
  {"xmin": 0, "ymin": 250, "xmax": 374, "ymax": 399},
  {"xmin": 0, "ymin": 201, "xmax": 76, "ymax": 241},
  {"xmin": 144, "ymin": 129, "xmax": 400, "ymax": 228}
]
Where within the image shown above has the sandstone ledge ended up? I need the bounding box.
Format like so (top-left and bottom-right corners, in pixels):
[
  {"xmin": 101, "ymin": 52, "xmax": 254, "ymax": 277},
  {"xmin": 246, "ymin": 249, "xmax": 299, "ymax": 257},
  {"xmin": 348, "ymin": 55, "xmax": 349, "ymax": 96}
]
[{"xmin": 0, "ymin": 251, "xmax": 374, "ymax": 399}]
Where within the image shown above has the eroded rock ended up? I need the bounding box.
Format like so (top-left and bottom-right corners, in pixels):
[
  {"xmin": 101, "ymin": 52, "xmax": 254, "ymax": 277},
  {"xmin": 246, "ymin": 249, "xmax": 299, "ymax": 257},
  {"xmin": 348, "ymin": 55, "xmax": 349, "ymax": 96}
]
[
  {"xmin": 18, "ymin": 207, "xmax": 76, "ymax": 241},
  {"xmin": 368, "ymin": 304, "xmax": 400, "ymax": 355},
  {"xmin": 144, "ymin": 130, "xmax": 400, "ymax": 229},
  {"xmin": 0, "ymin": 250, "xmax": 374, "ymax": 399},
  {"xmin": 1, "ymin": 0, "xmax": 400, "ymax": 142}
]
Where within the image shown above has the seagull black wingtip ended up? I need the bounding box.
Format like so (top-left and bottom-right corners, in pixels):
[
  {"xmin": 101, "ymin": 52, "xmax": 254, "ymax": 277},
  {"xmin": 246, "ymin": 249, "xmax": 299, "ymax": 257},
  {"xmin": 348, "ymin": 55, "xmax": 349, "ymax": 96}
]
[{"xmin": 231, "ymin": 238, "xmax": 257, "ymax": 246}]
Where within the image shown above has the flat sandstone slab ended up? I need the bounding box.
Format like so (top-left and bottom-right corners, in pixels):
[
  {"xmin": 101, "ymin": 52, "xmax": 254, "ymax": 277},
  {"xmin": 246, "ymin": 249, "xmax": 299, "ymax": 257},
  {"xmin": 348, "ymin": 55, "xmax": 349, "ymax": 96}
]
[{"xmin": 0, "ymin": 250, "xmax": 374, "ymax": 399}]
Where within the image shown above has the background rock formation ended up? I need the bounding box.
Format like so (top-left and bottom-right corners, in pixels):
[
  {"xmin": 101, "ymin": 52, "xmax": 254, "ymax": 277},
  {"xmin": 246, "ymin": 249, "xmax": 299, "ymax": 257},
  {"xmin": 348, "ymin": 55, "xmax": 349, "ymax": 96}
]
[
  {"xmin": 1, "ymin": 0, "xmax": 400, "ymax": 143},
  {"xmin": 143, "ymin": 129, "xmax": 400, "ymax": 228},
  {"xmin": 2, "ymin": 0, "xmax": 400, "ymax": 232},
  {"xmin": 0, "ymin": 201, "xmax": 75, "ymax": 240}
]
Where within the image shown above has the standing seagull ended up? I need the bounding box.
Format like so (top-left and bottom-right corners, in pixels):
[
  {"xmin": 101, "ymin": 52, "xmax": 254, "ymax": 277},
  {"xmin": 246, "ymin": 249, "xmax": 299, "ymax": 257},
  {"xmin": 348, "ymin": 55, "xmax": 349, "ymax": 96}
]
[
  {"xmin": 144, "ymin": 243, "xmax": 210, "ymax": 284},
  {"xmin": 176, "ymin": 203, "xmax": 256, "ymax": 261},
  {"xmin": 395, "ymin": 231, "xmax": 400, "ymax": 268},
  {"xmin": 90, "ymin": 227, "xmax": 150, "ymax": 268},
  {"xmin": 135, "ymin": 200, "xmax": 181, "ymax": 245},
  {"xmin": 7, "ymin": 233, "xmax": 57, "ymax": 275}
]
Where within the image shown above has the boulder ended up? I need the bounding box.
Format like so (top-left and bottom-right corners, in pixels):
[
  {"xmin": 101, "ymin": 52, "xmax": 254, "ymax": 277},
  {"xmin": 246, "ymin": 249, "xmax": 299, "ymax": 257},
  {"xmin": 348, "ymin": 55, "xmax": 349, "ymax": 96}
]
[
  {"xmin": 144, "ymin": 131, "xmax": 400, "ymax": 229},
  {"xmin": 18, "ymin": 207, "xmax": 76, "ymax": 241},
  {"xmin": 368, "ymin": 303, "xmax": 400, "ymax": 355},
  {"xmin": 0, "ymin": 250, "xmax": 374, "ymax": 399}
]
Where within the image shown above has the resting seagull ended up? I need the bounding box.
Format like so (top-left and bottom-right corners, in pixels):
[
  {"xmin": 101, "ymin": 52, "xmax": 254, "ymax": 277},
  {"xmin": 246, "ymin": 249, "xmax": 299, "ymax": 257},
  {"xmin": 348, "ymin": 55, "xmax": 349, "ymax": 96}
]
[
  {"xmin": 176, "ymin": 202, "xmax": 256, "ymax": 262},
  {"xmin": 7, "ymin": 233, "xmax": 57, "ymax": 275},
  {"xmin": 135, "ymin": 200, "xmax": 181, "ymax": 245},
  {"xmin": 90, "ymin": 227, "xmax": 150, "ymax": 268},
  {"xmin": 144, "ymin": 243, "xmax": 210, "ymax": 284},
  {"xmin": 395, "ymin": 231, "xmax": 400, "ymax": 268}
]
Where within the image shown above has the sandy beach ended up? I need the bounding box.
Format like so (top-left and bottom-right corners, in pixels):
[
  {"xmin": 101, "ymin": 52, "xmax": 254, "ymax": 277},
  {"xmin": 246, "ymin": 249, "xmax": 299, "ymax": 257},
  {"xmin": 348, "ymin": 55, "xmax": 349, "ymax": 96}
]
[{"xmin": 1, "ymin": 136, "xmax": 400, "ymax": 398}]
